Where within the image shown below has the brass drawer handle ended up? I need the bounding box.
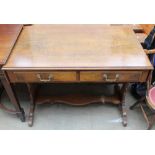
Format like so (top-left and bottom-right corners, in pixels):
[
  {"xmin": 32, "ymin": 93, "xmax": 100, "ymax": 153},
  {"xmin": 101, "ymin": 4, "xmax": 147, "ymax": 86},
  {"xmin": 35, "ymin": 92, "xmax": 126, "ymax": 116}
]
[
  {"xmin": 37, "ymin": 74, "xmax": 53, "ymax": 82},
  {"xmin": 103, "ymin": 74, "xmax": 119, "ymax": 82}
]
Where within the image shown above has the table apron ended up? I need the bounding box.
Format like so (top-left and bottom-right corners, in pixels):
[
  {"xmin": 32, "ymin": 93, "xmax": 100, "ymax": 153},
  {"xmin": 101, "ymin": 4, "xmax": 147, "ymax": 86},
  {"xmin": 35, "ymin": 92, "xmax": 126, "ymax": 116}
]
[{"xmin": 5, "ymin": 70, "xmax": 150, "ymax": 83}]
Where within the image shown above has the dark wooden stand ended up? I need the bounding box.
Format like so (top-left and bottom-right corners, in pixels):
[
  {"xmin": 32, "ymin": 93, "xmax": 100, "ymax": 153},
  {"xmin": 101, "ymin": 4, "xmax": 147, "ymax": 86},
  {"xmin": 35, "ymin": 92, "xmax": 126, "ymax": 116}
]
[
  {"xmin": 0, "ymin": 72, "xmax": 25, "ymax": 122},
  {"xmin": 0, "ymin": 24, "xmax": 25, "ymax": 122},
  {"xmin": 27, "ymin": 83, "xmax": 128, "ymax": 127}
]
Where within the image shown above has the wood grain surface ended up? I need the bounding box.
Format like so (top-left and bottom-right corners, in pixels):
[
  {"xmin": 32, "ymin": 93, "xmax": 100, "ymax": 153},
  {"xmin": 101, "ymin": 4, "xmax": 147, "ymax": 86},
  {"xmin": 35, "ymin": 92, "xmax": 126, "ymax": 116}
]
[
  {"xmin": 3, "ymin": 24, "xmax": 152, "ymax": 70},
  {"xmin": 0, "ymin": 24, "xmax": 23, "ymax": 65}
]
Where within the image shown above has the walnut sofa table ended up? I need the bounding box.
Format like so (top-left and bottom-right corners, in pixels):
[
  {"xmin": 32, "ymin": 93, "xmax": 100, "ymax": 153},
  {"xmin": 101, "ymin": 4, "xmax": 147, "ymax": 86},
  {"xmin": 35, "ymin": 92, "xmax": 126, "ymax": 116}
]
[
  {"xmin": 0, "ymin": 24, "xmax": 25, "ymax": 121},
  {"xmin": 2, "ymin": 25, "xmax": 153, "ymax": 126}
]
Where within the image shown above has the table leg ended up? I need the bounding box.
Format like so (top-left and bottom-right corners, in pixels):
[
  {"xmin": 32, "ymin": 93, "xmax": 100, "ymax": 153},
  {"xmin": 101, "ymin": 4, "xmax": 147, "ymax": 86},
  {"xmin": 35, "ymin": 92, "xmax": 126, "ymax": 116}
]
[
  {"xmin": 120, "ymin": 83, "xmax": 129, "ymax": 127},
  {"xmin": 27, "ymin": 83, "xmax": 38, "ymax": 127},
  {"xmin": 0, "ymin": 82, "xmax": 4, "ymax": 96},
  {"xmin": 0, "ymin": 72, "xmax": 25, "ymax": 122}
]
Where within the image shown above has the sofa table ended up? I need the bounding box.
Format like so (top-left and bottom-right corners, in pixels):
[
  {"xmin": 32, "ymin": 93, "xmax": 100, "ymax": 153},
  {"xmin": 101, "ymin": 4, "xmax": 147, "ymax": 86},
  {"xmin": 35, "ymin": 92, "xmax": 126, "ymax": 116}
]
[
  {"xmin": 0, "ymin": 24, "xmax": 25, "ymax": 122},
  {"xmin": 2, "ymin": 24, "xmax": 153, "ymax": 126}
]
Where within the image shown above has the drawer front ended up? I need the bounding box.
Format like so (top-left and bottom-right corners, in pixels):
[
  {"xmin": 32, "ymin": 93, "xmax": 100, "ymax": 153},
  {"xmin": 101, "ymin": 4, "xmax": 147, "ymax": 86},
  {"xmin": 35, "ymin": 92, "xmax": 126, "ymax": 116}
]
[
  {"xmin": 7, "ymin": 71, "xmax": 77, "ymax": 83},
  {"xmin": 80, "ymin": 71, "xmax": 144, "ymax": 82}
]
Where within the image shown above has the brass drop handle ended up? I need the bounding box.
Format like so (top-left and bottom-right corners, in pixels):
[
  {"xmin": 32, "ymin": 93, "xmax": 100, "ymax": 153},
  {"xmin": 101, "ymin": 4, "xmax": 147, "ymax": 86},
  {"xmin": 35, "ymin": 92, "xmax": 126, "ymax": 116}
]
[
  {"xmin": 103, "ymin": 74, "xmax": 119, "ymax": 82},
  {"xmin": 37, "ymin": 74, "xmax": 53, "ymax": 82}
]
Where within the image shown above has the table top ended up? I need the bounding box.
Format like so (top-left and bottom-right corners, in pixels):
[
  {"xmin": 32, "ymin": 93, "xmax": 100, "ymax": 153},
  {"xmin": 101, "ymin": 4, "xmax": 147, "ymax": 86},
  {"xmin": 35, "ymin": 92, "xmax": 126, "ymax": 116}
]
[
  {"xmin": 3, "ymin": 24, "xmax": 152, "ymax": 70},
  {"xmin": 0, "ymin": 24, "xmax": 23, "ymax": 66}
]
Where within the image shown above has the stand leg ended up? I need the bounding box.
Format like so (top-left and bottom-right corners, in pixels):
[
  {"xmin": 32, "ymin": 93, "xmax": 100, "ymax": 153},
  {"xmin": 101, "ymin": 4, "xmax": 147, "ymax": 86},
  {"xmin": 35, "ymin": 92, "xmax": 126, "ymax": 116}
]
[
  {"xmin": 28, "ymin": 101, "xmax": 35, "ymax": 127},
  {"xmin": 0, "ymin": 72, "xmax": 25, "ymax": 122},
  {"xmin": 16, "ymin": 108, "xmax": 25, "ymax": 122},
  {"xmin": 120, "ymin": 84, "xmax": 128, "ymax": 127},
  {"xmin": 27, "ymin": 83, "xmax": 38, "ymax": 127}
]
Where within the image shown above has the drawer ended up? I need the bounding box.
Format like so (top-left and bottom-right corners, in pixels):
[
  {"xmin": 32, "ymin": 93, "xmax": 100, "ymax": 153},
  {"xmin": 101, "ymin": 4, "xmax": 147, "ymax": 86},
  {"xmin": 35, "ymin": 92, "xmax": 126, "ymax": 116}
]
[
  {"xmin": 80, "ymin": 71, "xmax": 145, "ymax": 82},
  {"xmin": 7, "ymin": 71, "xmax": 77, "ymax": 83}
]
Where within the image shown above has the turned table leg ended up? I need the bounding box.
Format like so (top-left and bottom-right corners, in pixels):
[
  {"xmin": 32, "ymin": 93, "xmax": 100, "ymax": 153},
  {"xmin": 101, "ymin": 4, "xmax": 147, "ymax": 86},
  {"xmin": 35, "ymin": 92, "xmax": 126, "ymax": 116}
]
[
  {"xmin": 27, "ymin": 83, "xmax": 38, "ymax": 127},
  {"xmin": 120, "ymin": 83, "xmax": 129, "ymax": 127},
  {"xmin": 114, "ymin": 83, "xmax": 128, "ymax": 126},
  {"xmin": 0, "ymin": 72, "xmax": 25, "ymax": 122}
]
